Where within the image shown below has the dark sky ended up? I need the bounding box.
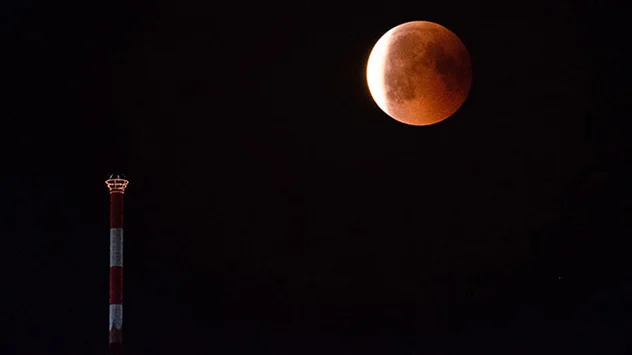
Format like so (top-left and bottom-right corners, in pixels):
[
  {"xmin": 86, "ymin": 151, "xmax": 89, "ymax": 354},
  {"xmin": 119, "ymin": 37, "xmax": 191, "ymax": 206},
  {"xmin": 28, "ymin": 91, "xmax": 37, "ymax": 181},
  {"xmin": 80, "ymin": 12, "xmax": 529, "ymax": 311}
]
[{"xmin": 4, "ymin": 0, "xmax": 631, "ymax": 354}]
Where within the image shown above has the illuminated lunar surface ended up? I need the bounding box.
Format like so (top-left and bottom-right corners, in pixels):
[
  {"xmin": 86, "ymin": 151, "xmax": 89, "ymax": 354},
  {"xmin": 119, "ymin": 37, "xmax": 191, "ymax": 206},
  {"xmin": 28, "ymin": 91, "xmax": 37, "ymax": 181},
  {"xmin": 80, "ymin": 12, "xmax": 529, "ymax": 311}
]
[{"xmin": 367, "ymin": 21, "xmax": 472, "ymax": 126}]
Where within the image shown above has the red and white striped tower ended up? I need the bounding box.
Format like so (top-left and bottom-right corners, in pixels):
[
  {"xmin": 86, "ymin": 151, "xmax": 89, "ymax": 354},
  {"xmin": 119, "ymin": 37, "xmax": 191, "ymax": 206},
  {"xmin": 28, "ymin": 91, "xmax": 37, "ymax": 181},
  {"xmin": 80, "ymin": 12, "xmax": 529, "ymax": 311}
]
[{"xmin": 105, "ymin": 174, "xmax": 129, "ymax": 355}]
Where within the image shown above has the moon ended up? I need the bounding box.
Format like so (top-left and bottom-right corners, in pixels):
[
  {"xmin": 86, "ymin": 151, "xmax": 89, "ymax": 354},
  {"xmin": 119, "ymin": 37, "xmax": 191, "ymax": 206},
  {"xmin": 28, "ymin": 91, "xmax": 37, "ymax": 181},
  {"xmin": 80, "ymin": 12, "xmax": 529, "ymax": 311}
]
[{"xmin": 366, "ymin": 21, "xmax": 472, "ymax": 126}]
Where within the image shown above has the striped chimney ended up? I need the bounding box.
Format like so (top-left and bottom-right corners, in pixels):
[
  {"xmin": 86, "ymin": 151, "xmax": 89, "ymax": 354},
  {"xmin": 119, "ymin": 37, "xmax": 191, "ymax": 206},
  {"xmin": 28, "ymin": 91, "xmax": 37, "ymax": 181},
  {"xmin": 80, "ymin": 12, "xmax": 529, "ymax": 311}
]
[{"xmin": 105, "ymin": 174, "xmax": 129, "ymax": 355}]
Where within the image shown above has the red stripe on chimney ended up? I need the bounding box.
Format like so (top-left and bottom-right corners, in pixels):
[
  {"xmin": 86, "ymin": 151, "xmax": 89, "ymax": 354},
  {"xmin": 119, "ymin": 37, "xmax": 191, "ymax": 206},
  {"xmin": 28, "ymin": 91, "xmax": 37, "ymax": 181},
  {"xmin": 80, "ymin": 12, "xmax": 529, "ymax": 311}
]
[
  {"xmin": 109, "ymin": 266, "xmax": 123, "ymax": 305},
  {"xmin": 110, "ymin": 193, "xmax": 124, "ymax": 228}
]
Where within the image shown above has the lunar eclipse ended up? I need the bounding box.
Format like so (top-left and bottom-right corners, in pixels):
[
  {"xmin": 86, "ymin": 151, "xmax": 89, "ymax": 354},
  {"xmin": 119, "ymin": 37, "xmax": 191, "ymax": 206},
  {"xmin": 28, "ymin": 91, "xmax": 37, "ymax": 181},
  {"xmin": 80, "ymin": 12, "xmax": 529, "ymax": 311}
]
[{"xmin": 367, "ymin": 21, "xmax": 472, "ymax": 126}]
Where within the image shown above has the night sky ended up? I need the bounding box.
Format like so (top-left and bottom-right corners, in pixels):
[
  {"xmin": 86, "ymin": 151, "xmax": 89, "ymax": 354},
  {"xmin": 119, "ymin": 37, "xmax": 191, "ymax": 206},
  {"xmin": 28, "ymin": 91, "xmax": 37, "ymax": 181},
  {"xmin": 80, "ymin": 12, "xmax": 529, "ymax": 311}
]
[{"xmin": 4, "ymin": 0, "xmax": 631, "ymax": 354}]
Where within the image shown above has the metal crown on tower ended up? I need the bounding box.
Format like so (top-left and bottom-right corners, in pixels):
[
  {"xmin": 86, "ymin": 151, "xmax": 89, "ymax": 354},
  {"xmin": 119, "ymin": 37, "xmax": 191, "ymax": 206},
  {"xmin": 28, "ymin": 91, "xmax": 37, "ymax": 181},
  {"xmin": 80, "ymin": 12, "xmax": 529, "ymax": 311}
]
[{"xmin": 106, "ymin": 174, "xmax": 129, "ymax": 193}]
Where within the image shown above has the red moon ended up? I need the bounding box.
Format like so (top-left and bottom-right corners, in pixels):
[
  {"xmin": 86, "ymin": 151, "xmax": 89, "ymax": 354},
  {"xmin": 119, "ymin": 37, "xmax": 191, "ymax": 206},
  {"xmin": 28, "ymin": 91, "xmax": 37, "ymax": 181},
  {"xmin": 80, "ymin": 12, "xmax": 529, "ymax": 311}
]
[{"xmin": 366, "ymin": 21, "xmax": 472, "ymax": 126}]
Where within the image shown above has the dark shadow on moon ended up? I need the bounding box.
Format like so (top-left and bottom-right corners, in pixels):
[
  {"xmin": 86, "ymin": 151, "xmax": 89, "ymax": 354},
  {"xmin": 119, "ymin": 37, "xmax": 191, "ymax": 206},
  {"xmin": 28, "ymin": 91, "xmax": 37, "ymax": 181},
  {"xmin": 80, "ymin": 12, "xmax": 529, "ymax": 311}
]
[
  {"xmin": 426, "ymin": 40, "xmax": 464, "ymax": 94},
  {"xmin": 384, "ymin": 28, "xmax": 470, "ymax": 105}
]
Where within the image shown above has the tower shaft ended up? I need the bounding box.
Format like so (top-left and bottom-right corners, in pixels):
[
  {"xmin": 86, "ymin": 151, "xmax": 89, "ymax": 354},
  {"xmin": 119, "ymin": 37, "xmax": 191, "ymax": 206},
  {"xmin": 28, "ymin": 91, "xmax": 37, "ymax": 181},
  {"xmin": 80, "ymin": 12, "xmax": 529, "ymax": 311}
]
[{"xmin": 106, "ymin": 175, "xmax": 128, "ymax": 355}]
